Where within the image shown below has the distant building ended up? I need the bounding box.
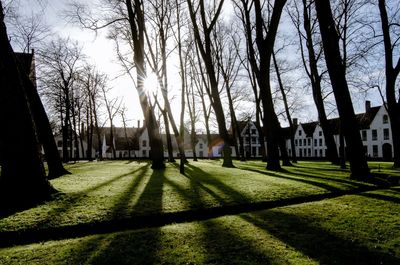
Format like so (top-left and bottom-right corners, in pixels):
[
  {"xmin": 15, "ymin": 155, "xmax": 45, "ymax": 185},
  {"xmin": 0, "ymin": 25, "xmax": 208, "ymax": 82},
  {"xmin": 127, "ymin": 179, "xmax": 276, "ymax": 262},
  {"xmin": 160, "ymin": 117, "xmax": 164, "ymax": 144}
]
[
  {"xmin": 286, "ymin": 101, "xmax": 393, "ymax": 161},
  {"xmin": 55, "ymin": 100, "xmax": 394, "ymax": 161}
]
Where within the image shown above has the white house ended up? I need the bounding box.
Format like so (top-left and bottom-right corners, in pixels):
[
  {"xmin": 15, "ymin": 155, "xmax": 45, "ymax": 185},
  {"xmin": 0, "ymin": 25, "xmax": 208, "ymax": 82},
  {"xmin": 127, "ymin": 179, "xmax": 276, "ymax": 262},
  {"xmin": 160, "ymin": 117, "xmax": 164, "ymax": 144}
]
[{"xmin": 287, "ymin": 101, "xmax": 394, "ymax": 161}]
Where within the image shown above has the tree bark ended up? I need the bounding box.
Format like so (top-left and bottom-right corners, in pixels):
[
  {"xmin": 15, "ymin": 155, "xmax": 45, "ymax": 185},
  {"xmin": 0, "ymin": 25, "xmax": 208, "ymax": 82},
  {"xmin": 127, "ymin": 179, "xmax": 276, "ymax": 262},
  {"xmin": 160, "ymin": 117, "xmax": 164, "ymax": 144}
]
[
  {"xmin": 20, "ymin": 64, "xmax": 70, "ymax": 178},
  {"xmin": 378, "ymin": 0, "xmax": 400, "ymax": 168},
  {"xmin": 126, "ymin": 0, "xmax": 164, "ymax": 169},
  {"xmin": 0, "ymin": 4, "xmax": 56, "ymax": 210},
  {"xmin": 297, "ymin": 0, "xmax": 339, "ymax": 164},
  {"xmin": 315, "ymin": 0, "xmax": 369, "ymax": 178},
  {"xmin": 187, "ymin": 0, "xmax": 234, "ymax": 168}
]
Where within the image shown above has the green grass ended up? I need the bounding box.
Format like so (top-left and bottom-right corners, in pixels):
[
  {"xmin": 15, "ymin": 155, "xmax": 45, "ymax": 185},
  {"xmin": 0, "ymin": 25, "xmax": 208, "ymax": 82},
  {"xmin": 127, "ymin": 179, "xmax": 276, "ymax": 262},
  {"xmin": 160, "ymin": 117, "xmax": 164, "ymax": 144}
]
[
  {"xmin": 0, "ymin": 160, "xmax": 399, "ymax": 264},
  {"xmin": 0, "ymin": 160, "xmax": 382, "ymax": 233},
  {"xmin": 0, "ymin": 188, "xmax": 398, "ymax": 264}
]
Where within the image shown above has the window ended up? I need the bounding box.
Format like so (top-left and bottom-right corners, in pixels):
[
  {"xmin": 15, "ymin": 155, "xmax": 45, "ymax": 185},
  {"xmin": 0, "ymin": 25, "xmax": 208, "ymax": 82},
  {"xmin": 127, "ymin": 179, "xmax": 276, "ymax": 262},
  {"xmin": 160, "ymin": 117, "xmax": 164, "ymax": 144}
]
[
  {"xmin": 299, "ymin": 140, "xmax": 302, "ymax": 146},
  {"xmin": 295, "ymin": 139, "xmax": 298, "ymax": 146},
  {"xmin": 361, "ymin": 130, "xmax": 367, "ymax": 141},
  {"xmin": 314, "ymin": 139, "xmax": 317, "ymax": 146},
  {"xmin": 142, "ymin": 150, "xmax": 147, "ymax": 156},
  {"xmin": 307, "ymin": 138, "xmax": 311, "ymax": 146},
  {"xmin": 383, "ymin": 114, "xmax": 388, "ymax": 124},
  {"xmin": 319, "ymin": 149, "xmax": 323, "ymax": 157},
  {"xmin": 303, "ymin": 139, "xmax": 307, "ymax": 146},
  {"xmin": 57, "ymin": 140, "xmax": 63, "ymax": 147},
  {"xmin": 372, "ymin": 129, "xmax": 377, "ymax": 141},
  {"xmin": 315, "ymin": 150, "xmax": 318, "ymax": 157},
  {"xmin": 308, "ymin": 148, "xmax": 311, "ymax": 157},
  {"xmin": 299, "ymin": 130, "xmax": 302, "ymax": 136},
  {"xmin": 373, "ymin": 145, "xmax": 378, "ymax": 157},
  {"xmin": 251, "ymin": 129, "xmax": 257, "ymax": 135},
  {"xmin": 384, "ymin": 128, "xmax": 390, "ymax": 140},
  {"xmin": 199, "ymin": 151, "xmax": 204, "ymax": 157},
  {"xmin": 142, "ymin": 140, "xmax": 147, "ymax": 147},
  {"xmin": 319, "ymin": 138, "xmax": 322, "ymax": 146},
  {"xmin": 252, "ymin": 137, "xmax": 257, "ymax": 144},
  {"xmin": 319, "ymin": 131, "xmax": 322, "ymax": 137},
  {"xmin": 199, "ymin": 143, "xmax": 203, "ymax": 149}
]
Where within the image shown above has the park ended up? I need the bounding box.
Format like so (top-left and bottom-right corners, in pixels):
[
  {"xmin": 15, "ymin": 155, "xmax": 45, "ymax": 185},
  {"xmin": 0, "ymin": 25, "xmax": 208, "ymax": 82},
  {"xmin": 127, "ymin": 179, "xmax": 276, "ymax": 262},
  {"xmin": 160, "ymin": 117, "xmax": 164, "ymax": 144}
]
[
  {"xmin": 0, "ymin": 159, "xmax": 399, "ymax": 264},
  {"xmin": 1, "ymin": 0, "xmax": 400, "ymax": 263}
]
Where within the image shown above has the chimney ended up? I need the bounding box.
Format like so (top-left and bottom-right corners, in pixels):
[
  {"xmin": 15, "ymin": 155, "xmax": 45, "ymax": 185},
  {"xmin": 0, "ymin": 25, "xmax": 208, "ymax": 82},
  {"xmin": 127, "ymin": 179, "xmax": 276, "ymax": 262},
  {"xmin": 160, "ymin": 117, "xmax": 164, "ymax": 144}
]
[
  {"xmin": 293, "ymin": 118, "xmax": 298, "ymax": 126},
  {"xmin": 365, "ymin": 100, "xmax": 371, "ymax": 112},
  {"xmin": 137, "ymin": 120, "xmax": 140, "ymax": 128}
]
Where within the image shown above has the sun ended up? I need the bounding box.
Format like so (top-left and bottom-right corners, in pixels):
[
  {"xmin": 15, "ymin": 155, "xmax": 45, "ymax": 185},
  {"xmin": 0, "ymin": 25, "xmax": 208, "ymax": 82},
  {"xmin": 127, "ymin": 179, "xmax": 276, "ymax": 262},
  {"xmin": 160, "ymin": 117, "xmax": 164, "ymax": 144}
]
[{"xmin": 143, "ymin": 72, "xmax": 159, "ymax": 95}]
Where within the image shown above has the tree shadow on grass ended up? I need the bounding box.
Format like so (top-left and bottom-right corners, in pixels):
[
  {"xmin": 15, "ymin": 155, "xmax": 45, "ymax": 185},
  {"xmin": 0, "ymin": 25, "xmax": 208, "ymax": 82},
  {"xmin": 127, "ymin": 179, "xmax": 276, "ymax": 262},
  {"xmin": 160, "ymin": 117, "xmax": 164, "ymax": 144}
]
[
  {"xmin": 240, "ymin": 210, "xmax": 400, "ymax": 265},
  {"xmin": 76, "ymin": 167, "xmax": 166, "ymax": 264},
  {"xmin": 239, "ymin": 165, "xmax": 372, "ymax": 193},
  {"xmin": 0, "ymin": 163, "xmax": 152, "ymax": 246}
]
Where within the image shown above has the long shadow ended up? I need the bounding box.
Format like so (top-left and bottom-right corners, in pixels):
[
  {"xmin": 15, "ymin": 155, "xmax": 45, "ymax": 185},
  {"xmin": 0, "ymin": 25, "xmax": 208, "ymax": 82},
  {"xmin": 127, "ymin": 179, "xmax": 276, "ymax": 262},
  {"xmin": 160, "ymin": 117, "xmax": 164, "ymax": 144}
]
[
  {"xmin": 71, "ymin": 167, "xmax": 166, "ymax": 264},
  {"xmin": 240, "ymin": 210, "xmax": 400, "ymax": 265},
  {"xmin": 358, "ymin": 191, "xmax": 400, "ymax": 204},
  {"xmin": 0, "ymin": 163, "xmax": 152, "ymax": 246},
  {"xmin": 240, "ymin": 165, "xmax": 373, "ymax": 193},
  {"xmin": 182, "ymin": 164, "xmax": 275, "ymax": 264}
]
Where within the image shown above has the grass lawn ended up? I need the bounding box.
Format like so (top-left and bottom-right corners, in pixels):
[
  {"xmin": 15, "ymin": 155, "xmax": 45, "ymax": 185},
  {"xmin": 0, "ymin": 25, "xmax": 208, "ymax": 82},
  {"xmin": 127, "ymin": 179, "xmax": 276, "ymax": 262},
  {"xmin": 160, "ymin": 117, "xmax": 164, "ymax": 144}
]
[{"xmin": 0, "ymin": 160, "xmax": 399, "ymax": 264}]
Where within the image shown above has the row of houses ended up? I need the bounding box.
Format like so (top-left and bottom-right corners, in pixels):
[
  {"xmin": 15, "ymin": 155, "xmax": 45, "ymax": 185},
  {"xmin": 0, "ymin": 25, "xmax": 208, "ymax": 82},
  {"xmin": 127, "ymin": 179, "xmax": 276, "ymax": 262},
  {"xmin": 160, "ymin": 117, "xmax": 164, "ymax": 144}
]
[{"xmin": 56, "ymin": 101, "xmax": 395, "ymax": 161}]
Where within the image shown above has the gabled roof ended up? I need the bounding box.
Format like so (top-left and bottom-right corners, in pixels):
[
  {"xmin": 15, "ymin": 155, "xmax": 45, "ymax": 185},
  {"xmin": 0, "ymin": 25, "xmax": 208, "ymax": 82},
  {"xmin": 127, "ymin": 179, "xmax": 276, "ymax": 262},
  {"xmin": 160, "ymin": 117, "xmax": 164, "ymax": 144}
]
[
  {"xmin": 283, "ymin": 104, "xmax": 382, "ymax": 138},
  {"xmin": 356, "ymin": 106, "xmax": 380, "ymax": 129},
  {"xmin": 301, "ymin": 122, "xmax": 318, "ymax": 137}
]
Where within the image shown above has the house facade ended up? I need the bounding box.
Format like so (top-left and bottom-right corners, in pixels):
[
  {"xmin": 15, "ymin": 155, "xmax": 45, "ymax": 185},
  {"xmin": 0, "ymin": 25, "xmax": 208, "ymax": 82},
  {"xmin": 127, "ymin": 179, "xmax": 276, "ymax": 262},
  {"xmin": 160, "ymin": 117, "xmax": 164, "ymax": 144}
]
[{"xmin": 286, "ymin": 101, "xmax": 394, "ymax": 161}]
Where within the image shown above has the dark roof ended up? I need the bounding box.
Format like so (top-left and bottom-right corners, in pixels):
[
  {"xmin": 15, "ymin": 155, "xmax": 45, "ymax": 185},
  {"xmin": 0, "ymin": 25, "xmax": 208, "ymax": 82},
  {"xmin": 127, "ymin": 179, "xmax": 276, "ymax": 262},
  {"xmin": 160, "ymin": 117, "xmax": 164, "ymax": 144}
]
[
  {"xmin": 301, "ymin": 122, "xmax": 318, "ymax": 137},
  {"xmin": 14, "ymin": 52, "xmax": 34, "ymax": 75},
  {"xmin": 283, "ymin": 105, "xmax": 382, "ymax": 137},
  {"xmin": 356, "ymin": 106, "xmax": 380, "ymax": 129}
]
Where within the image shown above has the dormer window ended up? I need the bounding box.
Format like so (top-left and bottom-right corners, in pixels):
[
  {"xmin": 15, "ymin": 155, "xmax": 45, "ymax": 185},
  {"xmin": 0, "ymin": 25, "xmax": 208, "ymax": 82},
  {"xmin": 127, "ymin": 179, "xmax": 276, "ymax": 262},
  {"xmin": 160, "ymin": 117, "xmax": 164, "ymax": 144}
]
[
  {"xmin": 299, "ymin": 130, "xmax": 302, "ymax": 136},
  {"xmin": 383, "ymin": 115, "xmax": 388, "ymax": 124}
]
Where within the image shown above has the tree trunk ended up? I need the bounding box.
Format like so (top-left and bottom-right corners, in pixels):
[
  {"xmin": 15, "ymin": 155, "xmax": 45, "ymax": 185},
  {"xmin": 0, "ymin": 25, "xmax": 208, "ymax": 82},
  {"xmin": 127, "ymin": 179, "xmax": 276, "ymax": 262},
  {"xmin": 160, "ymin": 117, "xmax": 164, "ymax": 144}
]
[
  {"xmin": 299, "ymin": 0, "xmax": 339, "ymax": 165},
  {"xmin": 126, "ymin": 0, "xmax": 164, "ymax": 169},
  {"xmin": 163, "ymin": 110, "xmax": 175, "ymax": 162},
  {"xmin": 0, "ymin": 5, "xmax": 56, "ymax": 210},
  {"xmin": 378, "ymin": 0, "xmax": 400, "ymax": 168},
  {"xmin": 187, "ymin": 0, "xmax": 234, "ymax": 168},
  {"xmin": 315, "ymin": 0, "xmax": 369, "ymax": 178},
  {"xmin": 272, "ymin": 51, "xmax": 294, "ymax": 165},
  {"xmin": 20, "ymin": 65, "xmax": 70, "ymax": 178}
]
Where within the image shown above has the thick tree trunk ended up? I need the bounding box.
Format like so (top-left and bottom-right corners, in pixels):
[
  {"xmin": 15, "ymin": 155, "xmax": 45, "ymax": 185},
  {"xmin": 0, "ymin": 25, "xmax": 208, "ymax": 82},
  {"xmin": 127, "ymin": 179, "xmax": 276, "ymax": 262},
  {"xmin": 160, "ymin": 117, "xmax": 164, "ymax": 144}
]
[
  {"xmin": 20, "ymin": 67, "xmax": 70, "ymax": 178},
  {"xmin": 0, "ymin": 6, "xmax": 56, "ymax": 209},
  {"xmin": 378, "ymin": 0, "xmax": 400, "ymax": 168},
  {"xmin": 299, "ymin": 0, "xmax": 340, "ymax": 165},
  {"xmin": 315, "ymin": 0, "xmax": 369, "ymax": 178},
  {"xmin": 126, "ymin": 0, "xmax": 164, "ymax": 169}
]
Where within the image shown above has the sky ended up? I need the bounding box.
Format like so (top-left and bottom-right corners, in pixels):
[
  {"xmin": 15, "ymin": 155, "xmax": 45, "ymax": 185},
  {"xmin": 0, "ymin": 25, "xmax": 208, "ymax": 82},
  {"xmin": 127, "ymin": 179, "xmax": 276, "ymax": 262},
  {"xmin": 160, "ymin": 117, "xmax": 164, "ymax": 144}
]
[{"xmin": 8, "ymin": 0, "xmax": 386, "ymax": 130}]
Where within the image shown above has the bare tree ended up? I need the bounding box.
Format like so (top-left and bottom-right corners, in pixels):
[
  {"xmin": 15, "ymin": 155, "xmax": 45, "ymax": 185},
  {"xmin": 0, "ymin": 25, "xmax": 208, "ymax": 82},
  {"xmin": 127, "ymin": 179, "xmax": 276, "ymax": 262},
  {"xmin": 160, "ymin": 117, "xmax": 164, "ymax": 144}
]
[
  {"xmin": 101, "ymin": 83, "xmax": 121, "ymax": 159},
  {"xmin": 69, "ymin": 0, "xmax": 165, "ymax": 168},
  {"xmin": 186, "ymin": 0, "xmax": 234, "ymax": 167},
  {"xmin": 38, "ymin": 37, "xmax": 83, "ymax": 163},
  {"xmin": 272, "ymin": 50, "xmax": 297, "ymax": 163},
  {"xmin": 315, "ymin": 0, "xmax": 370, "ymax": 178},
  {"xmin": 378, "ymin": 0, "xmax": 400, "ymax": 168},
  {"xmin": 8, "ymin": 9, "xmax": 51, "ymax": 52},
  {"xmin": 214, "ymin": 21, "xmax": 245, "ymax": 160},
  {"xmin": 234, "ymin": 0, "xmax": 288, "ymax": 170},
  {"xmin": 289, "ymin": 0, "xmax": 340, "ymax": 165}
]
